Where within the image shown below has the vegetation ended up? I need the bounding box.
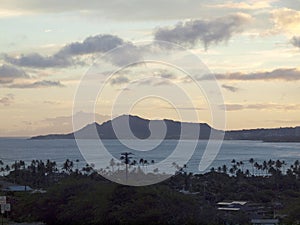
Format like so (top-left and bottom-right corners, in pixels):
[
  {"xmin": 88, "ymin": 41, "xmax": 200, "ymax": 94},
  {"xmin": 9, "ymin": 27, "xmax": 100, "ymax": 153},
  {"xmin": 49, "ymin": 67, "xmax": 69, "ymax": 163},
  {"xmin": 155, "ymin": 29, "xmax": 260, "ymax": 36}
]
[{"xmin": 1, "ymin": 158, "xmax": 300, "ymax": 224}]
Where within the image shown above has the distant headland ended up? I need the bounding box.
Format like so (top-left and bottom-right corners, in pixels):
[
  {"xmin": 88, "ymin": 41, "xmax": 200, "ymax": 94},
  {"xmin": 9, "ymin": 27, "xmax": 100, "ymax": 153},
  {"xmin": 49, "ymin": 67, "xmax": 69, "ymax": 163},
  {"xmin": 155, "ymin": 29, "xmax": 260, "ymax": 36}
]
[{"xmin": 30, "ymin": 115, "xmax": 300, "ymax": 142}]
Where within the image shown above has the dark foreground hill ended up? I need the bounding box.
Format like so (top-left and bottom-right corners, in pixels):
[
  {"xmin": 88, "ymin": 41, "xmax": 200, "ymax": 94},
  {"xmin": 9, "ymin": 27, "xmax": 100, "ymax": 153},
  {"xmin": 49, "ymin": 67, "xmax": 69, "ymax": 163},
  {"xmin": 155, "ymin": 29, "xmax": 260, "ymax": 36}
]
[{"xmin": 31, "ymin": 115, "xmax": 300, "ymax": 142}]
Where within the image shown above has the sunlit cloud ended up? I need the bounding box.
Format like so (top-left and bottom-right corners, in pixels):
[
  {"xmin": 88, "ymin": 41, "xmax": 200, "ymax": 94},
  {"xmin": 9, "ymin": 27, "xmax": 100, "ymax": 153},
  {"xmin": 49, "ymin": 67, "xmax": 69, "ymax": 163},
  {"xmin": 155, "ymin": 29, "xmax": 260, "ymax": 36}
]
[
  {"xmin": 200, "ymin": 68, "xmax": 300, "ymax": 81},
  {"xmin": 221, "ymin": 103, "xmax": 300, "ymax": 111},
  {"xmin": 266, "ymin": 8, "xmax": 300, "ymax": 36},
  {"xmin": 212, "ymin": 1, "xmax": 274, "ymax": 10}
]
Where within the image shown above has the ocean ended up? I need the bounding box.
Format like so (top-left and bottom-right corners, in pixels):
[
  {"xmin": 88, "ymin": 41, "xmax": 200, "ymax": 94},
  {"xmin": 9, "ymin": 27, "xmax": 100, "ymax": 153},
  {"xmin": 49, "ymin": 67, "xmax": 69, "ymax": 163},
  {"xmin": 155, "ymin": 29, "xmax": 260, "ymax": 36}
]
[{"xmin": 0, "ymin": 138, "xmax": 300, "ymax": 174}]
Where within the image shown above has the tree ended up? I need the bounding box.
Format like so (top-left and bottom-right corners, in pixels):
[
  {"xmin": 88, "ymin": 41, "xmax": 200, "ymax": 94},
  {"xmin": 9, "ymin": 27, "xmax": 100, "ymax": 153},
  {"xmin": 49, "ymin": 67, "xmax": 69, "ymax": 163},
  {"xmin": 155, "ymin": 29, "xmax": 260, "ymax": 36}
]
[
  {"xmin": 120, "ymin": 152, "xmax": 133, "ymax": 183},
  {"xmin": 239, "ymin": 161, "xmax": 244, "ymax": 172},
  {"xmin": 222, "ymin": 165, "xmax": 227, "ymax": 174},
  {"xmin": 109, "ymin": 158, "xmax": 116, "ymax": 173},
  {"xmin": 275, "ymin": 160, "xmax": 283, "ymax": 172},
  {"xmin": 5, "ymin": 165, "xmax": 10, "ymax": 173},
  {"xmin": 263, "ymin": 160, "xmax": 268, "ymax": 176},
  {"xmin": 63, "ymin": 159, "xmax": 73, "ymax": 174},
  {"xmin": 249, "ymin": 158, "xmax": 254, "ymax": 175},
  {"xmin": 0, "ymin": 160, "xmax": 4, "ymax": 175}
]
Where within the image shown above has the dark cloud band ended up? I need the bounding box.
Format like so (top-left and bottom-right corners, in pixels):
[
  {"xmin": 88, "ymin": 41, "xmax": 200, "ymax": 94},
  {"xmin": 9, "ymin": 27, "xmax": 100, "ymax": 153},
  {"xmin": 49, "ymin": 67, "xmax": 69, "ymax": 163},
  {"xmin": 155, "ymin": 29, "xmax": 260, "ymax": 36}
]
[
  {"xmin": 200, "ymin": 68, "xmax": 300, "ymax": 81},
  {"xmin": 154, "ymin": 13, "xmax": 251, "ymax": 49}
]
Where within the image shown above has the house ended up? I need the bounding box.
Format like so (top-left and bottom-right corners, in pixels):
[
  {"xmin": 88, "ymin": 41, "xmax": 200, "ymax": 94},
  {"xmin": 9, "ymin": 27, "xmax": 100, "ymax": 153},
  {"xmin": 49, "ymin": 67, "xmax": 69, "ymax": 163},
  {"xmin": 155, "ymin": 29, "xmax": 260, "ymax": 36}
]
[
  {"xmin": 2, "ymin": 185, "xmax": 33, "ymax": 192},
  {"xmin": 251, "ymin": 219, "xmax": 279, "ymax": 225},
  {"xmin": 217, "ymin": 201, "xmax": 248, "ymax": 211}
]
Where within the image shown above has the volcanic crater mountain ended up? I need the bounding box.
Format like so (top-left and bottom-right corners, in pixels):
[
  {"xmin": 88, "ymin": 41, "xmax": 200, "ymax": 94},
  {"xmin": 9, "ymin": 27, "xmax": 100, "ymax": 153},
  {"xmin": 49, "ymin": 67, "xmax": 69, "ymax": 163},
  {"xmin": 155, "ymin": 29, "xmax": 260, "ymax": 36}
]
[{"xmin": 31, "ymin": 115, "xmax": 300, "ymax": 142}]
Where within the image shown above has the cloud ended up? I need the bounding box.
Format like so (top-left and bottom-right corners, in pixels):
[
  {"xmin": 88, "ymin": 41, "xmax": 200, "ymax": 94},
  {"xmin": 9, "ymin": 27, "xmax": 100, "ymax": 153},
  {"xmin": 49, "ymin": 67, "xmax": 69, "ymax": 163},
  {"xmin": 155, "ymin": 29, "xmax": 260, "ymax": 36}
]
[
  {"xmin": 0, "ymin": 0, "xmax": 238, "ymax": 20},
  {"xmin": 43, "ymin": 100, "xmax": 61, "ymax": 105},
  {"xmin": 221, "ymin": 103, "xmax": 300, "ymax": 111},
  {"xmin": 201, "ymin": 68, "xmax": 300, "ymax": 81},
  {"xmin": 154, "ymin": 13, "xmax": 252, "ymax": 49},
  {"xmin": 212, "ymin": 1, "xmax": 273, "ymax": 10},
  {"xmin": 4, "ymin": 53, "xmax": 72, "ymax": 68},
  {"xmin": 291, "ymin": 36, "xmax": 300, "ymax": 48},
  {"xmin": 158, "ymin": 71, "xmax": 177, "ymax": 79},
  {"xmin": 9, "ymin": 111, "xmax": 111, "ymax": 136},
  {"xmin": 166, "ymin": 106, "xmax": 205, "ymax": 111},
  {"xmin": 0, "ymin": 64, "xmax": 29, "ymax": 83},
  {"xmin": 275, "ymin": 0, "xmax": 300, "ymax": 11},
  {"xmin": 4, "ymin": 34, "xmax": 125, "ymax": 68},
  {"xmin": 0, "ymin": 94, "xmax": 14, "ymax": 106},
  {"xmin": 8, "ymin": 80, "xmax": 64, "ymax": 88},
  {"xmin": 268, "ymin": 8, "xmax": 300, "ymax": 35},
  {"xmin": 222, "ymin": 84, "xmax": 239, "ymax": 92},
  {"xmin": 41, "ymin": 111, "xmax": 110, "ymax": 134},
  {"xmin": 110, "ymin": 76, "xmax": 130, "ymax": 85},
  {"xmin": 104, "ymin": 43, "xmax": 143, "ymax": 66},
  {"xmin": 57, "ymin": 34, "xmax": 124, "ymax": 56}
]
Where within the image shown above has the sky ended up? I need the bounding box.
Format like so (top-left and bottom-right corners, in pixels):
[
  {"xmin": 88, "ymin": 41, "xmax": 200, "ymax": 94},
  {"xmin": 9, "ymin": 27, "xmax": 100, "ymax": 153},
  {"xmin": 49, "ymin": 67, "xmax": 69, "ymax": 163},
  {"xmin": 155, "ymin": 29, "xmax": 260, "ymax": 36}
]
[{"xmin": 0, "ymin": 0, "xmax": 300, "ymax": 136}]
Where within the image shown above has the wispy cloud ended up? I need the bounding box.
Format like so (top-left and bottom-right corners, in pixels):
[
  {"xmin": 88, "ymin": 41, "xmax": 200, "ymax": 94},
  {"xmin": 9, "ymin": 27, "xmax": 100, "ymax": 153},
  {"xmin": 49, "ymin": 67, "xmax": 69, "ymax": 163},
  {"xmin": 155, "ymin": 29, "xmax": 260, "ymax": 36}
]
[
  {"xmin": 8, "ymin": 80, "xmax": 64, "ymax": 89},
  {"xmin": 201, "ymin": 68, "xmax": 300, "ymax": 81},
  {"xmin": 212, "ymin": 1, "xmax": 273, "ymax": 10},
  {"xmin": 0, "ymin": 94, "xmax": 14, "ymax": 106},
  {"xmin": 0, "ymin": 64, "xmax": 29, "ymax": 83},
  {"xmin": 154, "ymin": 13, "xmax": 252, "ymax": 49},
  {"xmin": 291, "ymin": 36, "xmax": 300, "ymax": 48},
  {"xmin": 4, "ymin": 53, "xmax": 72, "ymax": 68},
  {"xmin": 13, "ymin": 112, "xmax": 111, "ymax": 136},
  {"xmin": 221, "ymin": 103, "xmax": 300, "ymax": 111},
  {"xmin": 110, "ymin": 76, "xmax": 130, "ymax": 85},
  {"xmin": 222, "ymin": 84, "xmax": 239, "ymax": 92},
  {"xmin": 0, "ymin": 0, "xmax": 243, "ymax": 21}
]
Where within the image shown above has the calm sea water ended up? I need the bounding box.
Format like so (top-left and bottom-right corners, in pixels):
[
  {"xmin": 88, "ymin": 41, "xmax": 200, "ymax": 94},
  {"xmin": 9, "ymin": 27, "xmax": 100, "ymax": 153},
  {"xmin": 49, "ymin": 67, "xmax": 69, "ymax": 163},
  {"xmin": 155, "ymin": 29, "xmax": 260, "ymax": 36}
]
[{"xmin": 0, "ymin": 138, "xmax": 300, "ymax": 174}]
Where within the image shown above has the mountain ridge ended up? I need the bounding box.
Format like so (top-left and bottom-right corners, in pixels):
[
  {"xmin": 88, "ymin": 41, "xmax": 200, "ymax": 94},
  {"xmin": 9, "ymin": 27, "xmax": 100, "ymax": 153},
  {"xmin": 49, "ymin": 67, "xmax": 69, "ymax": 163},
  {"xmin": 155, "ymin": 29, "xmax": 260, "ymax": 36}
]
[{"xmin": 30, "ymin": 114, "xmax": 300, "ymax": 142}]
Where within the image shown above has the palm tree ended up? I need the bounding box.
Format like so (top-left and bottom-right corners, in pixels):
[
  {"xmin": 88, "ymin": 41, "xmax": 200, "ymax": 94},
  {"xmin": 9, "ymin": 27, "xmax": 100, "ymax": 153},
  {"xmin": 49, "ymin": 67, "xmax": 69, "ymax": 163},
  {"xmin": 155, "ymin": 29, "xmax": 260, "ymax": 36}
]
[
  {"xmin": 120, "ymin": 152, "xmax": 133, "ymax": 183},
  {"xmin": 0, "ymin": 160, "xmax": 4, "ymax": 176},
  {"xmin": 109, "ymin": 158, "xmax": 116, "ymax": 173},
  {"xmin": 5, "ymin": 165, "xmax": 10, "ymax": 173},
  {"xmin": 143, "ymin": 160, "xmax": 149, "ymax": 172},
  {"xmin": 282, "ymin": 160, "xmax": 286, "ymax": 174},
  {"xmin": 130, "ymin": 160, "xmax": 137, "ymax": 167},
  {"xmin": 239, "ymin": 161, "xmax": 244, "ymax": 172},
  {"xmin": 63, "ymin": 159, "xmax": 73, "ymax": 174},
  {"xmin": 275, "ymin": 160, "xmax": 283, "ymax": 175},
  {"xmin": 229, "ymin": 168, "xmax": 234, "ymax": 175},
  {"xmin": 75, "ymin": 159, "xmax": 80, "ymax": 173},
  {"xmin": 249, "ymin": 158, "xmax": 254, "ymax": 175},
  {"xmin": 295, "ymin": 160, "xmax": 299, "ymax": 169},
  {"xmin": 139, "ymin": 158, "xmax": 144, "ymax": 166},
  {"xmin": 245, "ymin": 169, "xmax": 250, "ymax": 177},
  {"xmin": 263, "ymin": 161, "xmax": 268, "ymax": 176},
  {"xmin": 232, "ymin": 164, "xmax": 238, "ymax": 175},
  {"xmin": 268, "ymin": 159, "xmax": 275, "ymax": 170},
  {"xmin": 222, "ymin": 165, "xmax": 227, "ymax": 174},
  {"xmin": 0, "ymin": 167, "xmax": 4, "ymax": 176}
]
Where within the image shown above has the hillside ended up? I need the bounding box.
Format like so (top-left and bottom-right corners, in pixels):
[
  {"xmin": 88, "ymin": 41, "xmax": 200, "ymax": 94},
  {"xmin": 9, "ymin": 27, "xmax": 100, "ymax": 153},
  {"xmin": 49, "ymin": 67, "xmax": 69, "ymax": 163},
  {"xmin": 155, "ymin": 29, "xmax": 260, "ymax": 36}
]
[{"xmin": 30, "ymin": 115, "xmax": 300, "ymax": 142}]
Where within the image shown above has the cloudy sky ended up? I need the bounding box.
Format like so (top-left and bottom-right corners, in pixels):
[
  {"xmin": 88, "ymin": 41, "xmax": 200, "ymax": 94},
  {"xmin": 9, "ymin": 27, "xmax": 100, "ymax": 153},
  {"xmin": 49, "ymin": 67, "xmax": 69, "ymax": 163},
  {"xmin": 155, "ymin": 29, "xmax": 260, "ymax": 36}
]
[{"xmin": 0, "ymin": 0, "xmax": 300, "ymax": 136}]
